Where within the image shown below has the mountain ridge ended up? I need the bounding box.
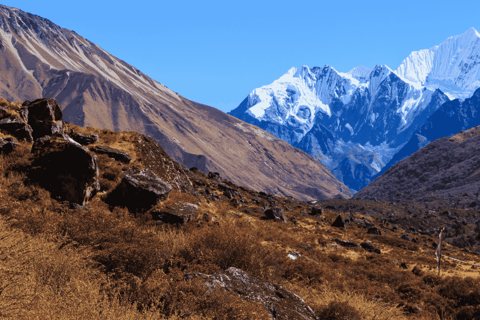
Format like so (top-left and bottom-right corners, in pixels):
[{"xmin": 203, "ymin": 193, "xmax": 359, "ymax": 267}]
[{"xmin": 0, "ymin": 4, "xmax": 351, "ymax": 200}]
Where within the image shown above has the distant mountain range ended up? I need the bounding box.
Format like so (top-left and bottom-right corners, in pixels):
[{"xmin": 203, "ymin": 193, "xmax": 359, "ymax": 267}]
[
  {"xmin": 230, "ymin": 28, "xmax": 480, "ymax": 193},
  {"xmin": 0, "ymin": 5, "xmax": 351, "ymax": 200}
]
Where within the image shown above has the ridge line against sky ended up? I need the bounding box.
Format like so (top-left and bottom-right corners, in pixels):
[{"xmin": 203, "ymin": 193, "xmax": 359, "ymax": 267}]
[{"xmin": 2, "ymin": 0, "xmax": 480, "ymax": 113}]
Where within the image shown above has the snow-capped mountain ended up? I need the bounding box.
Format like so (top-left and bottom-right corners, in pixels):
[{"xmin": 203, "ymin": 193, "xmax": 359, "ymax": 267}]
[
  {"xmin": 395, "ymin": 27, "xmax": 480, "ymax": 100},
  {"xmin": 230, "ymin": 28, "xmax": 480, "ymax": 193}
]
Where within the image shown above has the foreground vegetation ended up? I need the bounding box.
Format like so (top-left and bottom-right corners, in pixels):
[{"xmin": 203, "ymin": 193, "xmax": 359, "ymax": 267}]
[{"xmin": 1, "ymin": 98, "xmax": 480, "ymax": 319}]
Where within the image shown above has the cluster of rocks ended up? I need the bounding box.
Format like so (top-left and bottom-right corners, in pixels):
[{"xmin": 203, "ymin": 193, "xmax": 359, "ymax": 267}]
[{"xmin": 0, "ymin": 99, "xmax": 182, "ymax": 216}]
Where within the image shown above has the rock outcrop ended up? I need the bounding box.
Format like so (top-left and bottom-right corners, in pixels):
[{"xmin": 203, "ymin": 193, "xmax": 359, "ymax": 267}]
[
  {"xmin": 30, "ymin": 135, "xmax": 100, "ymax": 205},
  {"xmin": 91, "ymin": 145, "xmax": 131, "ymax": 163},
  {"xmin": 71, "ymin": 132, "xmax": 99, "ymax": 145},
  {"xmin": 0, "ymin": 117, "xmax": 33, "ymax": 142},
  {"xmin": 151, "ymin": 202, "xmax": 198, "ymax": 224},
  {"xmin": 185, "ymin": 267, "xmax": 317, "ymax": 320},
  {"xmin": 24, "ymin": 98, "xmax": 65, "ymax": 140},
  {"xmin": 0, "ymin": 137, "xmax": 18, "ymax": 155},
  {"xmin": 107, "ymin": 168, "xmax": 172, "ymax": 212}
]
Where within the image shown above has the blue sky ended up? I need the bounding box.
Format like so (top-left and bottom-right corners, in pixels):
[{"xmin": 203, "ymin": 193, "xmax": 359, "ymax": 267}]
[{"xmin": 3, "ymin": 0, "xmax": 480, "ymax": 112}]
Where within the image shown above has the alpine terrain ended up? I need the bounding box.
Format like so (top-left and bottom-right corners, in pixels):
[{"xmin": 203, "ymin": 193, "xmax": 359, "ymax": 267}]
[
  {"xmin": 230, "ymin": 27, "xmax": 480, "ymax": 193},
  {"xmin": 0, "ymin": 5, "xmax": 351, "ymax": 200}
]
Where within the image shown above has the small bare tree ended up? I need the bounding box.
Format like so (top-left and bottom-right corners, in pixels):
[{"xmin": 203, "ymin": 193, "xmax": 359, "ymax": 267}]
[{"xmin": 436, "ymin": 227, "xmax": 445, "ymax": 276}]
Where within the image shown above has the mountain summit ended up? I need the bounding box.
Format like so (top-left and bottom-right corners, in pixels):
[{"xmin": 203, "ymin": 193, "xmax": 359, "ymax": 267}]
[
  {"xmin": 395, "ymin": 27, "xmax": 480, "ymax": 99},
  {"xmin": 0, "ymin": 5, "xmax": 351, "ymax": 200},
  {"xmin": 230, "ymin": 28, "xmax": 480, "ymax": 192}
]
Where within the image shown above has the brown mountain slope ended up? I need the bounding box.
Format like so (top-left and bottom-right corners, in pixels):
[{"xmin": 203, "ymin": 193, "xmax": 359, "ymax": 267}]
[
  {"xmin": 355, "ymin": 125, "xmax": 480, "ymax": 201},
  {"xmin": 0, "ymin": 5, "xmax": 350, "ymax": 200}
]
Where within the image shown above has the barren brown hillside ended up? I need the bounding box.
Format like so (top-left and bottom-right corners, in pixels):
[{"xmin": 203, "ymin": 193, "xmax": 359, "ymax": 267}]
[
  {"xmin": 355, "ymin": 126, "xmax": 480, "ymax": 201},
  {"xmin": 0, "ymin": 5, "xmax": 350, "ymax": 200}
]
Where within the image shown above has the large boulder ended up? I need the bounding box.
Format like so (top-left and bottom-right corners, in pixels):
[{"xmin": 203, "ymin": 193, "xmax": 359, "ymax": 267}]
[
  {"xmin": 107, "ymin": 168, "xmax": 172, "ymax": 212},
  {"xmin": 185, "ymin": 267, "xmax": 317, "ymax": 320},
  {"xmin": 30, "ymin": 135, "xmax": 100, "ymax": 205},
  {"xmin": 0, "ymin": 117, "xmax": 33, "ymax": 142},
  {"xmin": 24, "ymin": 98, "xmax": 65, "ymax": 140},
  {"xmin": 151, "ymin": 202, "xmax": 198, "ymax": 224},
  {"xmin": 0, "ymin": 137, "xmax": 18, "ymax": 155},
  {"xmin": 91, "ymin": 145, "xmax": 131, "ymax": 163}
]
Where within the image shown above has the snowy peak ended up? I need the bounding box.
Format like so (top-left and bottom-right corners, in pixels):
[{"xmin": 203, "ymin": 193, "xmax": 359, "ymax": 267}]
[
  {"xmin": 395, "ymin": 27, "xmax": 480, "ymax": 99},
  {"xmin": 347, "ymin": 66, "xmax": 373, "ymax": 81}
]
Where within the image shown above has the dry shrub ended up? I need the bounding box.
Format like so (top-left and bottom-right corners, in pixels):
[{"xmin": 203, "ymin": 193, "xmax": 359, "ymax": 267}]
[
  {"xmin": 182, "ymin": 218, "xmax": 278, "ymax": 278},
  {"xmin": 317, "ymin": 301, "xmax": 361, "ymax": 320}
]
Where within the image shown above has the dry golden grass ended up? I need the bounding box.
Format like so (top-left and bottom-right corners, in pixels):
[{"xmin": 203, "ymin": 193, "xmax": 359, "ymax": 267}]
[{"xmin": 3, "ymin": 128, "xmax": 480, "ymax": 319}]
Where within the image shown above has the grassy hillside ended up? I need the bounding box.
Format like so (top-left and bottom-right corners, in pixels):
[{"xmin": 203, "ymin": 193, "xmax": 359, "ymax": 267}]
[{"xmin": 1, "ymin": 98, "xmax": 480, "ymax": 319}]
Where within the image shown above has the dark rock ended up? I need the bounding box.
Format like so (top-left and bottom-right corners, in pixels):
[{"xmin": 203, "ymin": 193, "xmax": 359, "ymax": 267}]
[
  {"xmin": 264, "ymin": 207, "xmax": 287, "ymax": 222},
  {"xmin": 400, "ymin": 234, "xmax": 412, "ymax": 241},
  {"xmin": 310, "ymin": 206, "xmax": 323, "ymax": 215},
  {"xmin": 300, "ymin": 243, "xmax": 313, "ymax": 251},
  {"xmin": 334, "ymin": 239, "xmax": 360, "ymax": 248},
  {"xmin": 412, "ymin": 238, "xmax": 419, "ymax": 244},
  {"xmin": 400, "ymin": 262, "xmax": 408, "ymax": 269},
  {"xmin": 360, "ymin": 241, "xmax": 381, "ymax": 254},
  {"xmin": 0, "ymin": 106, "xmax": 8, "ymax": 119},
  {"xmin": 25, "ymin": 98, "xmax": 65, "ymax": 140},
  {"xmin": 0, "ymin": 117, "xmax": 33, "ymax": 142},
  {"xmin": 185, "ymin": 267, "xmax": 317, "ymax": 320},
  {"xmin": 331, "ymin": 215, "xmax": 346, "ymax": 229},
  {"xmin": 91, "ymin": 145, "xmax": 131, "ymax": 163},
  {"xmin": 189, "ymin": 167, "xmax": 199, "ymax": 172},
  {"xmin": 412, "ymin": 266, "xmax": 423, "ymax": 276},
  {"xmin": 151, "ymin": 202, "xmax": 198, "ymax": 224},
  {"xmin": 367, "ymin": 226, "xmax": 382, "ymax": 235},
  {"xmin": 19, "ymin": 107, "xmax": 28, "ymax": 123},
  {"xmin": 208, "ymin": 172, "xmax": 221, "ymax": 180},
  {"xmin": 325, "ymin": 205, "xmax": 336, "ymax": 210},
  {"xmin": 0, "ymin": 137, "xmax": 18, "ymax": 155},
  {"xmin": 107, "ymin": 168, "xmax": 172, "ymax": 213},
  {"xmin": 469, "ymin": 201, "xmax": 478, "ymax": 208},
  {"xmin": 70, "ymin": 203, "xmax": 90, "ymax": 210},
  {"xmin": 30, "ymin": 135, "xmax": 100, "ymax": 205},
  {"xmin": 71, "ymin": 132, "xmax": 99, "ymax": 145}
]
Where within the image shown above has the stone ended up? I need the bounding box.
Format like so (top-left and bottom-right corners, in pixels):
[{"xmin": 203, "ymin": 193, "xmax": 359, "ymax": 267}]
[
  {"xmin": 0, "ymin": 117, "xmax": 33, "ymax": 142},
  {"xmin": 334, "ymin": 239, "xmax": 360, "ymax": 248},
  {"xmin": 400, "ymin": 234, "xmax": 412, "ymax": 241},
  {"xmin": 24, "ymin": 98, "xmax": 65, "ymax": 140},
  {"xmin": 30, "ymin": 135, "xmax": 100, "ymax": 205},
  {"xmin": 184, "ymin": 267, "xmax": 317, "ymax": 320},
  {"xmin": 91, "ymin": 145, "xmax": 131, "ymax": 163},
  {"xmin": 331, "ymin": 214, "xmax": 346, "ymax": 229},
  {"xmin": 310, "ymin": 206, "xmax": 323, "ymax": 215},
  {"xmin": 71, "ymin": 132, "xmax": 99, "ymax": 145},
  {"xmin": 367, "ymin": 226, "xmax": 382, "ymax": 235},
  {"xmin": 151, "ymin": 202, "xmax": 198, "ymax": 224},
  {"xmin": 360, "ymin": 241, "xmax": 381, "ymax": 254},
  {"xmin": 107, "ymin": 168, "xmax": 172, "ymax": 212},
  {"xmin": 264, "ymin": 207, "xmax": 287, "ymax": 222},
  {"xmin": 400, "ymin": 262, "xmax": 408, "ymax": 269},
  {"xmin": 208, "ymin": 171, "xmax": 221, "ymax": 180},
  {"xmin": 0, "ymin": 137, "xmax": 18, "ymax": 155}
]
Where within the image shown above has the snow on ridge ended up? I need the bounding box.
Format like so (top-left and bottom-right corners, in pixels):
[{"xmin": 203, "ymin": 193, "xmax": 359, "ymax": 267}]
[{"xmin": 395, "ymin": 27, "xmax": 480, "ymax": 99}]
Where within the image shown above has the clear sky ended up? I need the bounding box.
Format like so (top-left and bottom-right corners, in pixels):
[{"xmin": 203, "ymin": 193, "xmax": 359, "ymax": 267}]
[{"xmin": 3, "ymin": 0, "xmax": 480, "ymax": 112}]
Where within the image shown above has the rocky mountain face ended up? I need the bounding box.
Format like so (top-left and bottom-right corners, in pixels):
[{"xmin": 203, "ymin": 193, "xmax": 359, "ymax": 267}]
[
  {"xmin": 0, "ymin": 5, "xmax": 351, "ymax": 200},
  {"xmin": 354, "ymin": 125, "xmax": 480, "ymax": 201},
  {"xmin": 230, "ymin": 28, "xmax": 480, "ymax": 193},
  {"xmin": 377, "ymin": 87, "xmax": 480, "ymax": 177}
]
